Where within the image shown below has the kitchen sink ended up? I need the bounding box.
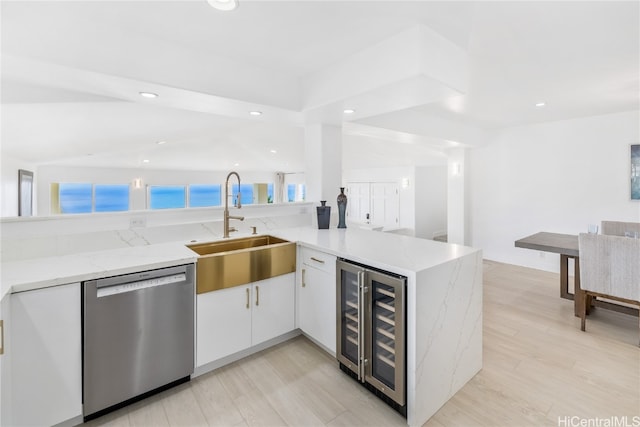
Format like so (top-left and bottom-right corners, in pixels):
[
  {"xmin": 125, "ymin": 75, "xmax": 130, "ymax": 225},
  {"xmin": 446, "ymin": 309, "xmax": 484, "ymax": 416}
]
[{"xmin": 187, "ymin": 235, "xmax": 296, "ymax": 294}]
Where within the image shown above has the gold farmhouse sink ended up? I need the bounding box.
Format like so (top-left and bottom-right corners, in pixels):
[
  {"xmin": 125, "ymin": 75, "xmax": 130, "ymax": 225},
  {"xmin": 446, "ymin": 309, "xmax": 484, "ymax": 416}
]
[{"xmin": 187, "ymin": 235, "xmax": 296, "ymax": 294}]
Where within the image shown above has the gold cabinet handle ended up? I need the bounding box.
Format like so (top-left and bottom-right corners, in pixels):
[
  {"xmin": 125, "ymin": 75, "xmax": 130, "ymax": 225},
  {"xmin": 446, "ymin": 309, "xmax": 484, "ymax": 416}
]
[
  {"xmin": 0, "ymin": 319, "xmax": 4, "ymax": 355},
  {"xmin": 255, "ymin": 285, "xmax": 259, "ymax": 306},
  {"xmin": 246, "ymin": 288, "xmax": 250, "ymax": 309},
  {"xmin": 310, "ymin": 257, "xmax": 325, "ymax": 264},
  {"xmin": 302, "ymin": 268, "xmax": 306, "ymax": 287}
]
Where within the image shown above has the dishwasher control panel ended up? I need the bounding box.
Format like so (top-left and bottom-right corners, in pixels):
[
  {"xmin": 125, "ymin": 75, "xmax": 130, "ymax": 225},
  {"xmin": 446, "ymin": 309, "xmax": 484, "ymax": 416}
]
[{"xmin": 97, "ymin": 273, "xmax": 186, "ymax": 297}]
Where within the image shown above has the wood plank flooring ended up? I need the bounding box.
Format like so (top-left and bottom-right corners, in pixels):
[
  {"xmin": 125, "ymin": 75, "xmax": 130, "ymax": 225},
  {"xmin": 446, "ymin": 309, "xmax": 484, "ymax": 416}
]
[{"xmin": 84, "ymin": 260, "xmax": 640, "ymax": 427}]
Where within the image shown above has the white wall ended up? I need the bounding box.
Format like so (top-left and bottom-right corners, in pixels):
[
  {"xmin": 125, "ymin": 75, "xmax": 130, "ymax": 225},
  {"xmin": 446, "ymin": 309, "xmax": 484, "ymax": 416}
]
[
  {"xmin": 1, "ymin": 155, "xmax": 37, "ymax": 217},
  {"xmin": 469, "ymin": 110, "xmax": 640, "ymax": 272},
  {"xmin": 36, "ymin": 166, "xmax": 281, "ymax": 215},
  {"xmin": 415, "ymin": 166, "xmax": 447, "ymax": 240}
]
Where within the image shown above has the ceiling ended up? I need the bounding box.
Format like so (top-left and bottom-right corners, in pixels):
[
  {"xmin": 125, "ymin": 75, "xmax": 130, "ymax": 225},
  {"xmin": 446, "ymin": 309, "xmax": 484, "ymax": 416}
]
[{"xmin": 1, "ymin": 0, "xmax": 638, "ymax": 172}]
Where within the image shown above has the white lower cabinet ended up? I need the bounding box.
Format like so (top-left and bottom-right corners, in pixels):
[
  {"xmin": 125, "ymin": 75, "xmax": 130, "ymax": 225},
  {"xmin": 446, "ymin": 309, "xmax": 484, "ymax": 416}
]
[
  {"xmin": 197, "ymin": 273, "xmax": 295, "ymax": 367},
  {"xmin": 0, "ymin": 294, "xmax": 9, "ymax": 426},
  {"xmin": 9, "ymin": 283, "xmax": 82, "ymax": 426},
  {"xmin": 298, "ymin": 247, "xmax": 337, "ymax": 354}
]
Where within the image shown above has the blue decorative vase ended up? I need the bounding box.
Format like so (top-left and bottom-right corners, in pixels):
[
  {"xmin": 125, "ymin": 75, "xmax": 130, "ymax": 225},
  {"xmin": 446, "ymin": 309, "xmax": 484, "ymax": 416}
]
[
  {"xmin": 316, "ymin": 201, "xmax": 331, "ymax": 229},
  {"xmin": 337, "ymin": 187, "xmax": 347, "ymax": 229}
]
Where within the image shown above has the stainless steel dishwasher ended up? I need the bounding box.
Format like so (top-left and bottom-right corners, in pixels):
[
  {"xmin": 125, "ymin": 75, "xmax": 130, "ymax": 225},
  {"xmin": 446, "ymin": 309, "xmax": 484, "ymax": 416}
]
[{"xmin": 82, "ymin": 264, "xmax": 195, "ymax": 420}]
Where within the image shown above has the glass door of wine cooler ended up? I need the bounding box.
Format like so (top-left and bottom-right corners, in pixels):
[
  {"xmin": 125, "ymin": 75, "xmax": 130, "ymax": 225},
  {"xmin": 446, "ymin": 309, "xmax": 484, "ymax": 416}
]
[
  {"xmin": 336, "ymin": 261, "xmax": 364, "ymax": 378},
  {"xmin": 364, "ymin": 270, "xmax": 406, "ymax": 406}
]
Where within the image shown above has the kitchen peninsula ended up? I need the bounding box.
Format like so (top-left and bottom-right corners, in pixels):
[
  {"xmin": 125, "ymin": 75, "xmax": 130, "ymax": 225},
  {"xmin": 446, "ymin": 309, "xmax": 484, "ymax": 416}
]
[{"xmin": 0, "ymin": 224, "xmax": 482, "ymax": 427}]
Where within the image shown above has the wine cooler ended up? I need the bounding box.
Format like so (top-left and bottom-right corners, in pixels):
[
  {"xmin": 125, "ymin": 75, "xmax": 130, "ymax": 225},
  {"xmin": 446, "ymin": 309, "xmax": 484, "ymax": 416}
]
[{"xmin": 336, "ymin": 258, "xmax": 407, "ymax": 415}]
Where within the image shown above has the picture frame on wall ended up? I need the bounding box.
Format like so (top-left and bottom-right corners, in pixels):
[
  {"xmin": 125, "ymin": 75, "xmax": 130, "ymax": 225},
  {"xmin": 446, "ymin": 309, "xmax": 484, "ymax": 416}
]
[
  {"xmin": 632, "ymin": 144, "xmax": 640, "ymax": 200},
  {"xmin": 18, "ymin": 169, "xmax": 34, "ymax": 216}
]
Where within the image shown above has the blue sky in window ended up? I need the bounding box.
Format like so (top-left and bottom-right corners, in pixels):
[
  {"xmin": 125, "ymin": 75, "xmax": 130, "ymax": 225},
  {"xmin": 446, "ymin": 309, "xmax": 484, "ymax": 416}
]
[
  {"xmin": 287, "ymin": 184, "xmax": 296, "ymax": 202},
  {"xmin": 59, "ymin": 183, "xmax": 92, "ymax": 213},
  {"xmin": 232, "ymin": 184, "xmax": 254, "ymax": 205},
  {"xmin": 190, "ymin": 185, "xmax": 221, "ymax": 207},
  {"xmin": 95, "ymin": 184, "xmax": 129, "ymax": 212},
  {"xmin": 150, "ymin": 186, "xmax": 186, "ymax": 209}
]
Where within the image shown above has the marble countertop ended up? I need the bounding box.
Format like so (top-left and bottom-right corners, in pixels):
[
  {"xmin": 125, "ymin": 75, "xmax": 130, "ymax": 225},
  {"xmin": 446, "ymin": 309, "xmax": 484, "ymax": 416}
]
[
  {"xmin": 273, "ymin": 227, "xmax": 479, "ymax": 277},
  {"xmin": 1, "ymin": 242, "xmax": 198, "ymax": 298},
  {"xmin": 1, "ymin": 226, "xmax": 479, "ymax": 299}
]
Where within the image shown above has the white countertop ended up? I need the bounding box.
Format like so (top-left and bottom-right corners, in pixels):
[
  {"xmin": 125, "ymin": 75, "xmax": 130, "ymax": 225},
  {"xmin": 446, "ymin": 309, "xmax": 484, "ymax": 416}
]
[
  {"xmin": 1, "ymin": 242, "xmax": 197, "ymax": 298},
  {"xmin": 1, "ymin": 226, "xmax": 479, "ymax": 298},
  {"xmin": 273, "ymin": 227, "xmax": 479, "ymax": 277}
]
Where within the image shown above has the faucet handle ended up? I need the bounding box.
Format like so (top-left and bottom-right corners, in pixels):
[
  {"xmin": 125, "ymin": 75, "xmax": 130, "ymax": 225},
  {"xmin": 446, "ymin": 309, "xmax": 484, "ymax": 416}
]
[{"xmin": 251, "ymin": 226, "xmax": 257, "ymax": 235}]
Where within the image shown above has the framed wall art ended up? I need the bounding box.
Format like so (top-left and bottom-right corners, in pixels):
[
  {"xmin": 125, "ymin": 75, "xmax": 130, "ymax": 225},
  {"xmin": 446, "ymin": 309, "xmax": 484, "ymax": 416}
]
[{"xmin": 18, "ymin": 169, "xmax": 34, "ymax": 216}]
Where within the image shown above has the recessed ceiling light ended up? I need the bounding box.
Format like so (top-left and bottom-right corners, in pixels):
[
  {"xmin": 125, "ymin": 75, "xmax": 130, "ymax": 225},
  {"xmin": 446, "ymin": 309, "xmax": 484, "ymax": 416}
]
[
  {"xmin": 139, "ymin": 92, "xmax": 158, "ymax": 99},
  {"xmin": 207, "ymin": 0, "xmax": 239, "ymax": 11},
  {"xmin": 234, "ymin": 162, "xmax": 240, "ymax": 167},
  {"xmin": 270, "ymin": 149, "xmax": 277, "ymax": 154},
  {"xmin": 156, "ymin": 141, "xmax": 166, "ymax": 145},
  {"xmin": 535, "ymin": 102, "xmax": 546, "ymax": 107},
  {"xmin": 249, "ymin": 111, "xmax": 262, "ymax": 116},
  {"xmin": 343, "ymin": 109, "xmax": 356, "ymax": 114},
  {"xmin": 142, "ymin": 159, "xmax": 150, "ymax": 163}
]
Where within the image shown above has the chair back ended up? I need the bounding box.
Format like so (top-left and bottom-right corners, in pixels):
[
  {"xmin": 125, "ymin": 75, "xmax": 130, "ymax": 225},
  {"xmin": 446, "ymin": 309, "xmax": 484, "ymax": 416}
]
[
  {"xmin": 600, "ymin": 221, "xmax": 640, "ymax": 237},
  {"xmin": 578, "ymin": 233, "xmax": 640, "ymax": 301}
]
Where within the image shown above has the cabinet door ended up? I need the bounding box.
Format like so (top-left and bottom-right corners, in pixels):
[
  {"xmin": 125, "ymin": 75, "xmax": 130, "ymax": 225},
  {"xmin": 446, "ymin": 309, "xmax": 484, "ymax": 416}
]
[
  {"xmin": 299, "ymin": 266, "xmax": 337, "ymax": 354},
  {"xmin": 252, "ymin": 273, "xmax": 295, "ymax": 346},
  {"xmin": 0, "ymin": 295, "xmax": 8, "ymax": 426},
  {"xmin": 10, "ymin": 283, "xmax": 82, "ymax": 426},
  {"xmin": 197, "ymin": 285, "xmax": 251, "ymax": 367}
]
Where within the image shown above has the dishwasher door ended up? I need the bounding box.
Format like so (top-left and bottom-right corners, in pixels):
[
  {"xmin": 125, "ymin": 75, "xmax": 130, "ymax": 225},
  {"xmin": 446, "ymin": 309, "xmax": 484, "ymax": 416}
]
[{"xmin": 83, "ymin": 264, "xmax": 195, "ymax": 418}]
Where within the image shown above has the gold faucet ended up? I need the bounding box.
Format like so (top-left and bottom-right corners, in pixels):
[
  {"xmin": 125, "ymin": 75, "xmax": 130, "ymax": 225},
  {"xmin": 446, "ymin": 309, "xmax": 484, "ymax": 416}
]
[{"xmin": 224, "ymin": 171, "xmax": 245, "ymax": 238}]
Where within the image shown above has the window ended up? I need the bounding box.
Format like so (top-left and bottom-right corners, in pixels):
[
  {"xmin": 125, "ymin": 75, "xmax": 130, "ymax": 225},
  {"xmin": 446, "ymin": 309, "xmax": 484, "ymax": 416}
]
[
  {"xmin": 149, "ymin": 186, "xmax": 186, "ymax": 209},
  {"xmin": 95, "ymin": 184, "xmax": 129, "ymax": 212},
  {"xmin": 286, "ymin": 183, "xmax": 306, "ymax": 202},
  {"xmin": 189, "ymin": 184, "xmax": 221, "ymax": 207},
  {"xmin": 287, "ymin": 184, "xmax": 296, "ymax": 202},
  {"xmin": 232, "ymin": 183, "xmax": 254, "ymax": 205},
  {"xmin": 59, "ymin": 183, "xmax": 92, "ymax": 214},
  {"xmin": 267, "ymin": 183, "xmax": 274, "ymax": 203}
]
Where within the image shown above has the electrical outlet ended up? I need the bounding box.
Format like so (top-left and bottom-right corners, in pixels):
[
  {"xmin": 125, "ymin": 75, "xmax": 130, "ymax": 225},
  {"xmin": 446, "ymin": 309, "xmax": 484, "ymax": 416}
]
[
  {"xmin": 539, "ymin": 251, "xmax": 545, "ymax": 258},
  {"xmin": 130, "ymin": 217, "xmax": 147, "ymax": 228}
]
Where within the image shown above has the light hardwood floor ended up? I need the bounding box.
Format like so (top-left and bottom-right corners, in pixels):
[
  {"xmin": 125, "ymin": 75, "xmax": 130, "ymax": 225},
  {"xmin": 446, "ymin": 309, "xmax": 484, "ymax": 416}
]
[{"xmin": 85, "ymin": 261, "xmax": 640, "ymax": 427}]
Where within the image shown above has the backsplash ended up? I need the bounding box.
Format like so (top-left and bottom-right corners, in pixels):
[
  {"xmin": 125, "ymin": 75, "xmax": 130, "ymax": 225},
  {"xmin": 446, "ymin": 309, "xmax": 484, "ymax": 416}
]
[{"xmin": 1, "ymin": 203, "xmax": 312, "ymax": 261}]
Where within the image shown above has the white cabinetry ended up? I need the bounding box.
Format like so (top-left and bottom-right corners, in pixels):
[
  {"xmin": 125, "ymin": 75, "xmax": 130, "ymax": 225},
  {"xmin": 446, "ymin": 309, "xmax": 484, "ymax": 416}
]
[
  {"xmin": 9, "ymin": 283, "xmax": 82, "ymax": 426},
  {"xmin": 297, "ymin": 247, "xmax": 337, "ymax": 355},
  {"xmin": 0, "ymin": 295, "xmax": 8, "ymax": 426},
  {"xmin": 197, "ymin": 273, "xmax": 295, "ymax": 367}
]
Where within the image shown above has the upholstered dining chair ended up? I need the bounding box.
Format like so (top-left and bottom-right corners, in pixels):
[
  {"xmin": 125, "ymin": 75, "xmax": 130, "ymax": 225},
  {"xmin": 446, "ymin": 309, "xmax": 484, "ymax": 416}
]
[
  {"xmin": 578, "ymin": 233, "xmax": 640, "ymax": 344},
  {"xmin": 600, "ymin": 220, "xmax": 640, "ymax": 237}
]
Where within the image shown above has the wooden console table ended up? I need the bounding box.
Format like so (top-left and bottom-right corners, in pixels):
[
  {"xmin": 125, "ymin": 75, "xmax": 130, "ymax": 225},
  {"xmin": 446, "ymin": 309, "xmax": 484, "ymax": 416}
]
[{"xmin": 515, "ymin": 232, "xmax": 638, "ymax": 317}]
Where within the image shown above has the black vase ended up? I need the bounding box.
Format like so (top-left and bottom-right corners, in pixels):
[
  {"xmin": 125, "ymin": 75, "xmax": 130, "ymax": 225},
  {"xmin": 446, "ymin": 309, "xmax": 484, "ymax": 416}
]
[
  {"xmin": 316, "ymin": 201, "xmax": 331, "ymax": 229},
  {"xmin": 337, "ymin": 187, "xmax": 347, "ymax": 229}
]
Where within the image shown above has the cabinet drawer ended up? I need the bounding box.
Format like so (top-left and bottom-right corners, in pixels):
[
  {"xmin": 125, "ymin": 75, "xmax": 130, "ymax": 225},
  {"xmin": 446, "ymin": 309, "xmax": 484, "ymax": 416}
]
[{"xmin": 300, "ymin": 247, "xmax": 336, "ymax": 274}]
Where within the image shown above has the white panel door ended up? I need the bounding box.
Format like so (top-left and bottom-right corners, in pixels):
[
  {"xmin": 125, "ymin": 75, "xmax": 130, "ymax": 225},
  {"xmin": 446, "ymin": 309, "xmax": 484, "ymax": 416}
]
[
  {"xmin": 371, "ymin": 182, "xmax": 399, "ymax": 229},
  {"xmin": 346, "ymin": 183, "xmax": 370, "ymax": 224},
  {"xmin": 252, "ymin": 273, "xmax": 295, "ymax": 346},
  {"xmin": 11, "ymin": 283, "xmax": 82, "ymax": 427},
  {"xmin": 197, "ymin": 285, "xmax": 252, "ymax": 366}
]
